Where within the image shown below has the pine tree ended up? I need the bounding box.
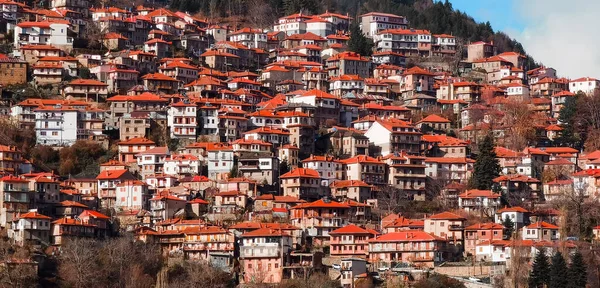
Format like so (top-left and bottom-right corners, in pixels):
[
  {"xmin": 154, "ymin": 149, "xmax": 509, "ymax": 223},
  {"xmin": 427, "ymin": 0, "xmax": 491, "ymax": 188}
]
[
  {"xmin": 347, "ymin": 22, "xmax": 373, "ymax": 57},
  {"xmin": 549, "ymin": 252, "xmax": 569, "ymax": 288},
  {"xmin": 502, "ymin": 215, "xmax": 514, "ymax": 237},
  {"xmin": 556, "ymin": 93, "xmax": 582, "ymax": 147},
  {"xmin": 470, "ymin": 134, "xmax": 500, "ymax": 190},
  {"xmin": 567, "ymin": 250, "xmax": 587, "ymax": 288},
  {"xmin": 529, "ymin": 249, "xmax": 550, "ymax": 288}
]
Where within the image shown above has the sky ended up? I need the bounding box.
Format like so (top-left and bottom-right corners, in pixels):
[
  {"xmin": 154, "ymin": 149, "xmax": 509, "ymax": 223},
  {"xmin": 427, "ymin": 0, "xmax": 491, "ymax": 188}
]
[{"xmin": 449, "ymin": 0, "xmax": 598, "ymax": 78}]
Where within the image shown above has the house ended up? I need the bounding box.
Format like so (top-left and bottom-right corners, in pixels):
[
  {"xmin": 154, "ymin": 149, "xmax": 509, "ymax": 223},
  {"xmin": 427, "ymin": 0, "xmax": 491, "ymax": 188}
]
[
  {"xmin": 359, "ymin": 12, "xmax": 408, "ymax": 38},
  {"xmin": 78, "ymin": 210, "xmax": 110, "ymax": 237},
  {"xmin": 163, "ymin": 154, "xmax": 201, "ymax": 177},
  {"xmin": 522, "ymin": 221, "xmax": 559, "ymax": 241},
  {"xmin": 96, "ymin": 169, "xmax": 137, "ymax": 210},
  {"xmin": 240, "ymin": 228, "xmax": 292, "ymax": 284},
  {"xmin": 424, "ymin": 212, "xmax": 466, "ymax": 253},
  {"xmin": 290, "ymin": 199, "xmax": 350, "ymax": 246},
  {"xmin": 384, "ymin": 153, "xmax": 427, "ymax": 200},
  {"xmin": 330, "ymin": 180, "xmax": 372, "ymax": 203},
  {"xmin": 368, "ymin": 230, "xmax": 447, "ymax": 268},
  {"xmin": 15, "ymin": 21, "xmax": 73, "ymax": 52},
  {"xmin": 182, "ymin": 226, "xmax": 235, "ymax": 263},
  {"xmin": 458, "ymin": 189, "xmax": 501, "ymax": 216},
  {"xmin": 167, "ymin": 101, "xmax": 198, "ymax": 140},
  {"xmin": 280, "ymin": 168, "xmax": 325, "ymax": 201},
  {"xmin": 8, "ymin": 209, "xmax": 51, "ymax": 246},
  {"xmin": 206, "ymin": 143, "xmax": 234, "ymax": 181},
  {"xmin": 64, "ymin": 79, "xmax": 109, "ymax": 102},
  {"xmin": 340, "ymin": 155, "xmax": 386, "ymax": 186},
  {"xmin": 51, "ymin": 218, "xmax": 97, "ymax": 245},
  {"xmin": 117, "ymin": 137, "xmax": 156, "ymax": 164},
  {"xmin": 0, "ymin": 176, "xmax": 32, "ymax": 228},
  {"xmin": 149, "ymin": 191, "xmax": 187, "ymax": 223},
  {"xmin": 467, "ymin": 41, "xmax": 496, "ymax": 62},
  {"xmin": 329, "ymin": 224, "xmax": 377, "ymax": 258},
  {"xmin": 495, "ymin": 206, "xmax": 530, "ymax": 231},
  {"xmin": 339, "ymin": 258, "xmax": 368, "ymax": 288},
  {"xmin": 364, "ymin": 119, "xmax": 422, "ymax": 156},
  {"xmin": 0, "ymin": 55, "xmax": 27, "ymax": 86},
  {"xmin": 325, "ymin": 52, "xmax": 370, "ymax": 79},
  {"xmin": 115, "ymin": 180, "xmax": 149, "ymax": 212},
  {"xmin": 417, "ymin": 114, "xmax": 451, "ymax": 133},
  {"xmin": 464, "ymin": 223, "xmax": 504, "ymax": 256}
]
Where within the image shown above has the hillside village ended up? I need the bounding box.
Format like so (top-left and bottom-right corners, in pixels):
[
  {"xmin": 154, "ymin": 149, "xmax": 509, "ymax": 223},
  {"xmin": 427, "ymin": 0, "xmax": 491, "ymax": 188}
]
[{"xmin": 0, "ymin": 1, "xmax": 597, "ymax": 287}]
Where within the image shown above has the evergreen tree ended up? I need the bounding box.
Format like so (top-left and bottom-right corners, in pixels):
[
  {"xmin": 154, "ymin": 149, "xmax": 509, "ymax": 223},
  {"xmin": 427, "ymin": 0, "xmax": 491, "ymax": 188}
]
[
  {"xmin": 470, "ymin": 134, "xmax": 500, "ymax": 190},
  {"xmin": 502, "ymin": 215, "xmax": 514, "ymax": 237},
  {"xmin": 556, "ymin": 94, "xmax": 580, "ymax": 147},
  {"xmin": 567, "ymin": 250, "xmax": 587, "ymax": 288},
  {"xmin": 347, "ymin": 22, "xmax": 373, "ymax": 57},
  {"xmin": 529, "ymin": 249, "xmax": 550, "ymax": 288},
  {"xmin": 549, "ymin": 252, "xmax": 569, "ymax": 288}
]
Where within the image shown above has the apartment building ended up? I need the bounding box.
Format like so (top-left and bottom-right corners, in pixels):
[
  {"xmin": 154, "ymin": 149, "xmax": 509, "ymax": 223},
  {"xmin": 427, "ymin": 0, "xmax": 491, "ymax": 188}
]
[
  {"xmin": 240, "ymin": 228, "xmax": 292, "ymax": 284},
  {"xmin": 359, "ymin": 12, "xmax": 408, "ymax": 38},
  {"xmin": 368, "ymin": 230, "xmax": 446, "ymax": 268},
  {"xmin": 290, "ymin": 199, "xmax": 350, "ymax": 246}
]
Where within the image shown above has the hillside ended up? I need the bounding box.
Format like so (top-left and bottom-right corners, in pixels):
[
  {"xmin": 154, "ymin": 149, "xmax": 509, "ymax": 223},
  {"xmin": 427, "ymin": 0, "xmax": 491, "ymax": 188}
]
[{"xmin": 167, "ymin": 0, "xmax": 538, "ymax": 68}]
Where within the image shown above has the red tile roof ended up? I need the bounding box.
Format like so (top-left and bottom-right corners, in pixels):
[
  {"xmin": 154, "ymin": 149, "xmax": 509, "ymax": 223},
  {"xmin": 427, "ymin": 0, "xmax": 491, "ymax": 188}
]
[
  {"xmin": 280, "ymin": 168, "xmax": 320, "ymax": 179},
  {"xmin": 370, "ymin": 231, "xmax": 444, "ymax": 242},
  {"xmin": 526, "ymin": 221, "xmax": 559, "ymax": 229},
  {"xmin": 18, "ymin": 211, "xmax": 51, "ymax": 220},
  {"xmin": 96, "ymin": 169, "xmax": 130, "ymax": 180},
  {"xmin": 329, "ymin": 224, "xmax": 374, "ymax": 235},
  {"xmin": 292, "ymin": 199, "xmax": 350, "ymax": 209},
  {"xmin": 459, "ymin": 189, "xmax": 501, "ymax": 199},
  {"xmin": 427, "ymin": 211, "xmax": 466, "ymax": 220}
]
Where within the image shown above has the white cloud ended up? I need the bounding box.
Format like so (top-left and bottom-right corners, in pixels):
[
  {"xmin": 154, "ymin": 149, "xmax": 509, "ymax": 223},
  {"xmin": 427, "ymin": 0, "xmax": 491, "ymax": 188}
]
[{"xmin": 506, "ymin": 0, "xmax": 600, "ymax": 78}]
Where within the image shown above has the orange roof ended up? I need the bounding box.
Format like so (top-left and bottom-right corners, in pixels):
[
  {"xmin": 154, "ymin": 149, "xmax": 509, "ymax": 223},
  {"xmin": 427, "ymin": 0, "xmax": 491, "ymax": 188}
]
[
  {"xmin": 118, "ymin": 137, "xmax": 156, "ymax": 145},
  {"xmin": 340, "ymin": 155, "xmax": 383, "ymax": 165},
  {"xmin": 80, "ymin": 209, "xmax": 110, "ymax": 219},
  {"xmin": 545, "ymin": 158, "xmax": 574, "ymax": 166},
  {"xmin": 425, "ymin": 157, "xmax": 475, "ymax": 164},
  {"xmin": 69, "ymin": 79, "xmax": 107, "ymax": 86},
  {"xmin": 497, "ymin": 206, "xmax": 529, "ymax": 213},
  {"xmin": 526, "ymin": 221, "xmax": 559, "ymax": 229},
  {"xmin": 419, "ymin": 114, "xmax": 451, "ymax": 123},
  {"xmin": 292, "ymin": 199, "xmax": 350, "ymax": 209},
  {"xmin": 465, "ymin": 222, "xmax": 504, "ymax": 230},
  {"xmin": 329, "ymin": 224, "xmax": 375, "ymax": 235},
  {"xmin": 142, "ymin": 72, "xmax": 178, "ymax": 82},
  {"xmin": 96, "ymin": 169, "xmax": 130, "ymax": 180},
  {"xmin": 459, "ymin": 189, "xmax": 501, "ymax": 199},
  {"xmin": 18, "ymin": 211, "xmax": 51, "ymax": 220},
  {"xmin": 384, "ymin": 216, "xmax": 424, "ymax": 228},
  {"xmin": 245, "ymin": 126, "xmax": 290, "ymax": 135},
  {"xmin": 370, "ymin": 231, "xmax": 444, "ymax": 242},
  {"xmin": 280, "ymin": 168, "xmax": 320, "ymax": 179},
  {"xmin": 241, "ymin": 228, "xmax": 289, "ymax": 237},
  {"xmin": 428, "ymin": 211, "xmax": 466, "ymax": 220},
  {"xmin": 57, "ymin": 200, "xmax": 88, "ymax": 208},
  {"xmin": 330, "ymin": 180, "xmax": 371, "ymax": 188},
  {"xmin": 52, "ymin": 218, "xmax": 96, "ymax": 226},
  {"xmin": 104, "ymin": 32, "xmax": 128, "ymax": 40},
  {"xmin": 201, "ymin": 50, "xmax": 240, "ymax": 58},
  {"xmin": 0, "ymin": 175, "xmax": 29, "ymax": 183}
]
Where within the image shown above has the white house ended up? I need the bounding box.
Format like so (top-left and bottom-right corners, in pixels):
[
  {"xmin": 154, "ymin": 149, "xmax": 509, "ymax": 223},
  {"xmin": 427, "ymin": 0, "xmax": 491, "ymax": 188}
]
[
  {"xmin": 15, "ymin": 21, "xmax": 73, "ymax": 52},
  {"xmin": 115, "ymin": 180, "xmax": 148, "ymax": 212},
  {"xmin": 168, "ymin": 101, "xmax": 198, "ymax": 140},
  {"xmin": 8, "ymin": 209, "xmax": 52, "ymax": 246},
  {"xmin": 163, "ymin": 154, "xmax": 201, "ymax": 176},
  {"xmin": 569, "ymin": 77, "xmax": 600, "ymax": 95},
  {"xmin": 495, "ymin": 206, "xmax": 530, "ymax": 231},
  {"xmin": 34, "ymin": 104, "xmax": 78, "ymax": 146},
  {"xmin": 207, "ymin": 143, "xmax": 234, "ymax": 181}
]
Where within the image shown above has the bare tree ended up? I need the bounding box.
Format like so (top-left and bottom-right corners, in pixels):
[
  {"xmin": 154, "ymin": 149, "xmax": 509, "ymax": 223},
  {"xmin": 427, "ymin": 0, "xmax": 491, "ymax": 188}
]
[
  {"xmin": 502, "ymin": 100, "xmax": 535, "ymax": 151},
  {"xmin": 0, "ymin": 237, "xmax": 37, "ymax": 288},
  {"xmin": 247, "ymin": 0, "xmax": 276, "ymax": 29},
  {"xmin": 167, "ymin": 260, "xmax": 233, "ymax": 288}
]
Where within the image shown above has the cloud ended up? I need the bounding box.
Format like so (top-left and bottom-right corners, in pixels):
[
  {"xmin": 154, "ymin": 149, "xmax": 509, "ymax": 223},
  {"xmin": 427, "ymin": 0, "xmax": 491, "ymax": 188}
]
[{"xmin": 506, "ymin": 0, "xmax": 600, "ymax": 78}]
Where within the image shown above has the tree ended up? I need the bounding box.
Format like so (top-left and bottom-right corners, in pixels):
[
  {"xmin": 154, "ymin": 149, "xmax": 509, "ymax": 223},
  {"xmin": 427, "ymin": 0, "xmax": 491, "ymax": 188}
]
[
  {"xmin": 59, "ymin": 140, "xmax": 106, "ymax": 177},
  {"xmin": 167, "ymin": 260, "xmax": 234, "ymax": 288},
  {"xmin": 549, "ymin": 252, "xmax": 568, "ymax": 288},
  {"xmin": 502, "ymin": 215, "xmax": 514, "ymax": 237},
  {"xmin": 529, "ymin": 249, "xmax": 550, "ymax": 288},
  {"xmin": 347, "ymin": 22, "xmax": 373, "ymax": 57},
  {"xmin": 567, "ymin": 250, "xmax": 587, "ymax": 288},
  {"xmin": 556, "ymin": 93, "xmax": 582, "ymax": 148},
  {"xmin": 0, "ymin": 237, "xmax": 38, "ymax": 288},
  {"xmin": 470, "ymin": 134, "xmax": 500, "ymax": 190},
  {"xmin": 228, "ymin": 164, "xmax": 239, "ymax": 178},
  {"xmin": 58, "ymin": 237, "xmax": 163, "ymax": 288},
  {"xmin": 279, "ymin": 159, "xmax": 291, "ymax": 175}
]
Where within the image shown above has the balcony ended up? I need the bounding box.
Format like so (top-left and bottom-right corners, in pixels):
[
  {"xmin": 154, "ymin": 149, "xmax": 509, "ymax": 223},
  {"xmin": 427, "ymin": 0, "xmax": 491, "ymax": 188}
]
[
  {"xmin": 4, "ymin": 195, "xmax": 28, "ymax": 203},
  {"xmin": 157, "ymin": 238, "xmax": 184, "ymax": 243},
  {"xmin": 448, "ymin": 225, "xmax": 464, "ymax": 231},
  {"xmin": 240, "ymin": 246, "xmax": 281, "ymax": 258}
]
